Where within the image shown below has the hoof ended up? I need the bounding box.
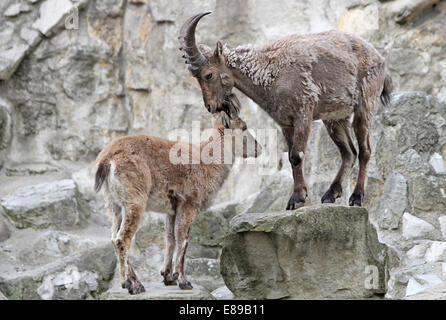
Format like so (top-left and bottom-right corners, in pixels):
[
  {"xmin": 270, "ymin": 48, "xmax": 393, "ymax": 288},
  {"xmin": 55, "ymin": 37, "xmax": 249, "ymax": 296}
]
[
  {"xmin": 129, "ymin": 282, "xmax": 146, "ymax": 295},
  {"xmin": 349, "ymin": 193, "xmax": 363, "ymax": 207},
  {"xmin": 321, "ymin": 191, "xmax": 336, "ymax": 203},
  {"xmin": 161, "ymin": 269, "xmax": 177, "ymax": 286},
  {"xmin": 179, "ymin": 281, "xmax": 193, "ymax": 290},
  {"xmin": 321, "ymin": 184, "xmax": 342, "ymax": 204},
  {"xmin": 122, "ymin": 279, "xmax": 145, "ymax": 295},
  {"xmin": 163, "ymin": 279, "xmax": 177, "ymax": 286},
  {"xmin": 286, "ymin": 193, "xmax": 306, "ymax": 210},
  {"xmin": 122, "ymin": 279, "xmax": 132, "ymax": 290}
]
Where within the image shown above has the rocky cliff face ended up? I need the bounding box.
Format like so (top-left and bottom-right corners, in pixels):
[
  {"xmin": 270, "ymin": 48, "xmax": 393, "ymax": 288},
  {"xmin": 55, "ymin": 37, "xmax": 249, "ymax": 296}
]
[{"xmin": 0, "ymin": 0, "xmax": 445, "ymax": 299}]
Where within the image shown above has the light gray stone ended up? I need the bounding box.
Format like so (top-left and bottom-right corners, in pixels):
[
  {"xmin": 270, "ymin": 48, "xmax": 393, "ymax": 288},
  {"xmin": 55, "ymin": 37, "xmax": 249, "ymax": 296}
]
[
  {"xmin": 405, "ymin": 273, "xmax": 443, "ymax": 297},
  {"xmin": 211, "ymin": 286, "xmax": 234, "ymax": 300},
  {"xmin": 439, "ymin": 216, "xmax": 446, "ymax": 240},
  {"xmin": 425, "ymin": 242, "xmax": 446, "ymax": 263},
  {"xmin": 0, "ymin": 98, "xmax": 13, "ymax": 168},
  {"xmin": 20, "ymin": 27, "xmax": 42, "ymax": 47},
  {"xmin": 185, "ymin": 258, "xmax": 224, "ymax": 292},
  {"xmin": 0, "ymin": 215, "xmax": 10, "ymax": 242},
  {"xmin": 376, "ymin": 171, "xmax": 408, "ymax": 229},
  {"xmin": 405, "ymin": 281, "xmax": 446, "ymax": 300},
  {"xmin": 402, "ymin": 213, "xmax": 436, "ymax": 240},
  {"xmin": 0, "ymin": 44, "xmax": 28, "ymax": 80},
  {"xmin": 4, "ymin": 4, "xmax": 23, "ymax": 17},
  {"xmin": 221, "ymin": 205, "xmax": 392, "ymax": 299},
  {"xmin": 0, "ymin": 179, "xmax": 83, "ymax": 229},
  {"xmin": 32, "ymin": 0, "xmax": 74, "ymax": 36},
  {"xmin": 429, "ymin": 153, "xmax": 446, "ymax": 175},
  {"xmin": 37, "ymin": 265, "xmax": 99, "ymax": 300},
  {"xmin": 0, "ymin": 230, "xmax": 116, "ymax": 299},
  {"xmin": 406, "ymin": 243, "xmax": 429, "ymax": 260}
]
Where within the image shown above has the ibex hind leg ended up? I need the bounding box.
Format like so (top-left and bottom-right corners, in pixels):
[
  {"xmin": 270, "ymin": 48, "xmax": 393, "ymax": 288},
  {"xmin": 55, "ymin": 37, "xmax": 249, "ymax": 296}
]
[
  {"xmin": 172, "ymin": 206, "xmax": 197, "ymax": 290},
  {"xmin": 115, "ymin": 202, "xmax": 146, "ymax": 295},
  {"xmin": 321, "ymin": 118, "xmax": 357, "ymax": 204},
  {"xmin": 349, "ymin": 111, "xmax": 372, "ymax": 207}
]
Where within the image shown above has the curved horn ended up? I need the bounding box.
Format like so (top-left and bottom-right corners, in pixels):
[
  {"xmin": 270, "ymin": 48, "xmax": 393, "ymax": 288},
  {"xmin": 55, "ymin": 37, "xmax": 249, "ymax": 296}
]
[{"xmin": 178, "ymin": 12, "xmax": 211, "ymax": 71}]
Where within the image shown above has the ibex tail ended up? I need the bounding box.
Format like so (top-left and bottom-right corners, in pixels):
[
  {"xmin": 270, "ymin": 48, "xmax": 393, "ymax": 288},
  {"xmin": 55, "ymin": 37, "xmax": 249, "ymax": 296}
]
[
  {"xmin": 380, "ymin": 74, "xmax": 392, "ymax": 107},
  {"xmin": 94, "ymin": 162, "xmax": 110, "ymax": 193}
]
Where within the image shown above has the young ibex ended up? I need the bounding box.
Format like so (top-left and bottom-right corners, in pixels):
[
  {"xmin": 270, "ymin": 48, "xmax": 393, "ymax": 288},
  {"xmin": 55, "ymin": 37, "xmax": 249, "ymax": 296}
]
[
  {"xmin": 94, "ymin": 104, "xmax": 260, "ymax": 294},
  {"xmin": 179, "ymin": 12, "xmax": 392, "ymax": 210}
]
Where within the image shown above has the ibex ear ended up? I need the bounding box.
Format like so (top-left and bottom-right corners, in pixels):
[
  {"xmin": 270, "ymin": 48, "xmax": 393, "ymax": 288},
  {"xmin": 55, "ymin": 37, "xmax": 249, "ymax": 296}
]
[{"xmin": 214, "ymin": 41, "xmax": 223, "ymax": 58}]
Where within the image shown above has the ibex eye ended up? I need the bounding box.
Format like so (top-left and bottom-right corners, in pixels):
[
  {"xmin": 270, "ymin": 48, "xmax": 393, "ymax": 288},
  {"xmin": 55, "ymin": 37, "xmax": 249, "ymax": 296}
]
[{"xmin": 205, "ymin": 73, "xmax": 213, "ymax": 80}]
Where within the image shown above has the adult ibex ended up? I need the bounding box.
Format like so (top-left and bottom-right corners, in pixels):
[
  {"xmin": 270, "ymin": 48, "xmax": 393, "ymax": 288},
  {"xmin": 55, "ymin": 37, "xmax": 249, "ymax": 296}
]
[
  {"xmin": 178, "ymin": 12, "xmax": 392, "ymax": 210},
  {"xmin": 94, "ymin": 107, "xmax": 260, "ymax": 294}
]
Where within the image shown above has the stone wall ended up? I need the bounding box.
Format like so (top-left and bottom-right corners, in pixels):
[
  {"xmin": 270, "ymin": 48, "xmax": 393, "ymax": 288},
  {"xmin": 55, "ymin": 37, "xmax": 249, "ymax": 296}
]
[{"xmin": 0, "ymin": 0, "xmax": 445, "ymax": 299}]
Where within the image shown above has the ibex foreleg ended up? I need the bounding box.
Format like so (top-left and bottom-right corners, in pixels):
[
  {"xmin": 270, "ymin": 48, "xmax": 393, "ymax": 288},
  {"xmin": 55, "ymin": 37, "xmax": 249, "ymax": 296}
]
[
  {"xmin": 284, "ymin": 114, "xmax": 312, "ymax": 210},
  {"xmin": 349, "ymin": 112, "xmax": 371, "ymax": 206}
]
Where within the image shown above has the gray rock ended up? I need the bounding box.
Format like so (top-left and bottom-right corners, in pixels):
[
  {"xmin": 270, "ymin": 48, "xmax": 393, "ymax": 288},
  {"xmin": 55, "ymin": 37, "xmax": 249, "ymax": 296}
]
[
  {"xmin": 405, "ymin": 282, "xmax": 446, "ymax": 300},
  {"xmin": 19, "ymin": 27, "xmax": 41, "ymax": 47},
  {"xmin": 32, "ymin": 0, "xmax": 74, "ymax": 36},
  {"xmin": 0, "ymin": 215, "xmax": 10, "ymax": 242},
  {"xmin": 221, "ymin": 205, "xmax": 392, "ymax": 299},
  {"xmin": 0, "ymin": 179, "xmax": 84, "ymax": 229},
  {"xmin": 185, "ymin": 258, "xmax": 225, "ymax": 292},
  {"xmin": 0, "ymin": 99, "xmax": 12, "ymax": 168},
  {"xmin": 100, "ymin": 281, "xmax": 213, "ymax": 300},
  {"xmin": 386, "ymin": 262, "xmax": 445, "ymax": 299},
  {"xmin": 424, "ymin": 241, "xmax": 446, "ymax": 262},
  {"xmin": 4, "ymin": 3, "xmax": 32, "ymax": 17},
  {"xmin": 5, "ymin": 162, "xmax": 58, "ymax": 177},
  {"xmin": 402, "ymin": 213, "xmax": 436, "ymax": 240},
  {"xmin": 0, "ymin": 232, "xmax": 116, "ymax": 299},
  {"xmin": 439, "ymin": 216, "xmax": 446, "ymax": 240},
  {"xmin": 0, "ymin": 44, "xmax": 28, "ymax": 80},
  {"xmin": 405, "ymin": 274, "xmax": 443, "ymax": 297},
  {"xmin": 37, "ymin": 265, "xmax": 99, "ymax": 300},
  {"xmin": 4, "ymin": 4, "xmax": 23, "ymax": 17},
  {"xmin": 387, "ymin": 0, "xmax": 439, "ymax": 24},
  {"xmin": 429, "ymin": 153, "xmax": 446, "ymax": 175},
  {"xmin": 211, "ymin": 286, "xmax": 234, "ymax": 300},
  {"xmin": 376, "ymin": 172, "xmax": 408, "ymax": 229}
]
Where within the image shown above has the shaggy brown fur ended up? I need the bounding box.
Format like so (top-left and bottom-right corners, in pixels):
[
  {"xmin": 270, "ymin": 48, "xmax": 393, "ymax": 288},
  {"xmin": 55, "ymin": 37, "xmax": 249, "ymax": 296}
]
[
  {"xmin": 95, "ymin": 110, "xmax": 260, "ymax": 294},
  {"xmin": 179, "ymin": 12, "xmax": 392, "ymax": 210}
]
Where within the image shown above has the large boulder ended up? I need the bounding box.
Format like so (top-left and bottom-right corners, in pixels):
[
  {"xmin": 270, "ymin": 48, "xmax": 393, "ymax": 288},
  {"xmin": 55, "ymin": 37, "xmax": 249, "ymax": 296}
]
[
  {"xmin": 0, "ymin": 179, "xmax": 88, "ymax": 229},
  {"xmin": 220, "ymin": 205, "xmax": 396, "ymax": 299}
]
